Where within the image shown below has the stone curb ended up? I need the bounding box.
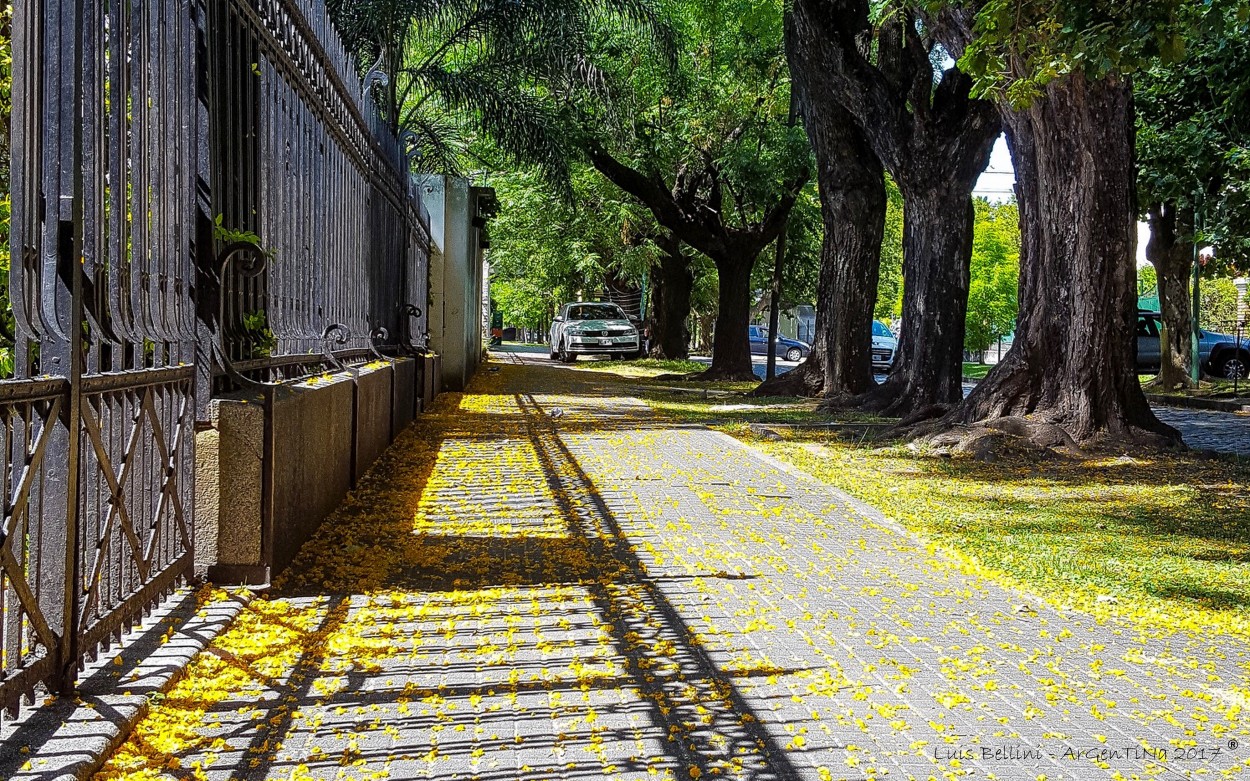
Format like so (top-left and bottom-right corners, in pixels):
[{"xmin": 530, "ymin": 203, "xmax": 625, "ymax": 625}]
[
  {"xmin": 0, "ymin": 587, "xmax": 255, "ymax": 781},
  {"xmin": 1144, "ymin": 392, "xmax": 1250, "ymax": 413}
]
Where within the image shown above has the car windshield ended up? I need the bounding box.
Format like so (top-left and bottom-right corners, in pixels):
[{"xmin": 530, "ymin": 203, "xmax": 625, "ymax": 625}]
[
  {"xmin": 567, "ymin": 304, "xmax": 625, "ymax": 321},
  {"xmin": 872, "ymin": 321, "xmax": 891, "ymax": 337}
]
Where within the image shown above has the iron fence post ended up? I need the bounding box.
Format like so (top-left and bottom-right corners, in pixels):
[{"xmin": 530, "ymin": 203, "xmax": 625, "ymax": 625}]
[{"xmin": 58, "ymin": 0, "xmax": 87, "ymax": 695}]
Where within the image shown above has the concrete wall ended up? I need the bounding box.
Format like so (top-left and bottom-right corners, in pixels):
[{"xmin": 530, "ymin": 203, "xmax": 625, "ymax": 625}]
[
  {"xmin": 417, "ymin": 175, "xmax": 489, "ymax": 392},
  {"xmin": 392, "ymin": 358, "xmax": 417, "ymax": 434},
  {"xmin": 196, "ymin": 358, "xmax": 426, "ymax": 583},
  {"xmin": 353, "ymin": 365, "xmax": 392, "ymax": 484}
]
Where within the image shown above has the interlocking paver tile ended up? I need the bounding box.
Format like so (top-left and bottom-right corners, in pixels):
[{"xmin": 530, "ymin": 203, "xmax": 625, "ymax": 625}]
[{"xmin": 94, "ymin": 355, "xmax": 1250, "ymax": 781}]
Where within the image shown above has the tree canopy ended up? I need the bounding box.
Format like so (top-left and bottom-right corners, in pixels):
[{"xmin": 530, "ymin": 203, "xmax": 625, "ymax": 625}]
[
  {"xmin": 488, "ymin": 165, "xmax": 659, "ymax": 330},
  {"xmin": 327, "ymin": 0, "xmax": 665, "ymax": 183},
  {"xmin": 1136, "ymin": 1, "xmax": 1250, "ymax": 271}
]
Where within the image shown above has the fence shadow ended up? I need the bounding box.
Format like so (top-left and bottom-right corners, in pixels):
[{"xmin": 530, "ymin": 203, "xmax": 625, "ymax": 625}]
[{"xmin": 111, "ymin": 363, "xmax": 822, "ymax": 780}]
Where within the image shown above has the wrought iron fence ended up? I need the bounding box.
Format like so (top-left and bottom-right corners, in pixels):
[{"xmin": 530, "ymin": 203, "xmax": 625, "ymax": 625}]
[{"xmin": 1, "ymin": 0, "xmax": 430, "ymax": 716}]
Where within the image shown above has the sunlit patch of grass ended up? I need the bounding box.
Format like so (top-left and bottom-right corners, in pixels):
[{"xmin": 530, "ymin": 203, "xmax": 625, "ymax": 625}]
[
  {"xmin": 574, "ymin": 357, "xmax": 708, "ymax": 377},
  {"xmin": 1143, "ymin": 375, "xmax": 1250, "ymax": 399},
  {"xmin": 962, "ymin": 362, "xmax": 991, "ymax": 380},
  {"xmin": 754, "ymin": 431, "xmax": 1250, "ymax": 636}
]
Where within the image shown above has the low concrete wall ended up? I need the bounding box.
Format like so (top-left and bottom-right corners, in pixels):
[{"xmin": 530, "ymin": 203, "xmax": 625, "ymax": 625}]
[
  {"xmin": 353, "ymin": 364, "xmax": 393, "ymax": 484},
  {"xmin": 271, "ymin": 375, "xmax": 355, "ymax": 573},
  {"xmin": 197, "ymin": 357, "xmax": 420, "ymax": 583},
  {"xmin": 393, "ymin": 359, "xmax": 417, "ymax": 435},
  {"xmin": 422, "ymin": 354, "xmax": 441, "ymax": 408}
]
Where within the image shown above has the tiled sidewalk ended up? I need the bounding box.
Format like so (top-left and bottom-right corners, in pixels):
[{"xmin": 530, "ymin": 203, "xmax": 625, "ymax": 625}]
[{"xmin": 91, "ymin": 361, "xmax": 1250, "ymax": 781}]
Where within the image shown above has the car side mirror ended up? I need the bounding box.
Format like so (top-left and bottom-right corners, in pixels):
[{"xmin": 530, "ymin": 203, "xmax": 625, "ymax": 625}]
[{"xmin": 553, "ymin": 316, "xmax": 564, "ymax": 323}]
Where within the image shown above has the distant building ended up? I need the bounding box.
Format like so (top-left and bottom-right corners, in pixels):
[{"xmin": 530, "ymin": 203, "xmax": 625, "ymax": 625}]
[{"xmin": 778, "ymin": 305, "xmax": 815, "ymax": 344}]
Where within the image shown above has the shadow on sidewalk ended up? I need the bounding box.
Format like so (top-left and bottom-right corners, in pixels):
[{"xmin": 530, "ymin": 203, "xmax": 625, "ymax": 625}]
[{"xmin": 103, "ymin": 361, "xmax": 823, "ymax": 781}]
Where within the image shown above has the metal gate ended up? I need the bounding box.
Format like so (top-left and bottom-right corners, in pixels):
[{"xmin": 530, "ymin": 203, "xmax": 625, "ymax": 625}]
[{"xmin": 0, "ymin": 0, "xmax": 429, "ymax": 715}]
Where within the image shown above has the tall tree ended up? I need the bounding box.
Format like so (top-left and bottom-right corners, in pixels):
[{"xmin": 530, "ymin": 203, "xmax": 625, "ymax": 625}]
[
  {"xmin": 754, "ymin": 16, "xmax": 885, "ymax": 398},
  {"xmin": 488, "ymin": 166, "xmax": 659, "ymax": 331},
  {"xmin": 789, "ymin": 0, "xmax": 999, "ymax": 417},
  {"xmin": 647, "ymin": 234, "xmax": 696, "ymax": 359},
  {"xmin": 577, "ymin": 0, "xmax": 811, "ymax": 380},
  {"xmin": 927, "ymin": 2, "xmax": 1186, "ymax": 447},
  {"xmin": 1137, "ymin": 2, "xmax": 1250, "ymax": 388}
]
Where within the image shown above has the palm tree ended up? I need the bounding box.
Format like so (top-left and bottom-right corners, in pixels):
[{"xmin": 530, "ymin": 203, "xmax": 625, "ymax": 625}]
[{"xmin": 328, "ymin": 0, "xmax": 664, "ymax": 182}]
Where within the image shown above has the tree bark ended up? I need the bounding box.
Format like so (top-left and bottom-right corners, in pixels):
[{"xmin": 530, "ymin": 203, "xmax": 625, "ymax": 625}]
[
  {"xmin": 864, "ymin": 186, "xmax": 973, "ymax": 414},
  {"xmin": 792, "ymin": 0, "xmax": 998, "ymax": 417},
  {"xmin": 1145, "ymin": 202, "xmax": 1196, "ymax": 389},
  {"xmin": 755, "ymin": 23, "xmax": 884, "ymax": 398},
  {"xmin": 648, "ymin": 236, "xmax": 694, "ymax": 360},
  {"xmin": 947, "ymin": 73, "xmax": 1179, "ymax": 447},
  {"xmin": 702, "ymin": 255, "xmax": 759, "ymax": 380}
]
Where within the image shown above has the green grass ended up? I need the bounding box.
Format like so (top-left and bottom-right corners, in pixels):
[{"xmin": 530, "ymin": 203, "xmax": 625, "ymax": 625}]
[
  {"xmin": 753, "ymin": 430, "xmax": 1250, "ymax": 636},
  {"xmin": 962, "ymin": 362, "xmax": 992, "ymax": 380},
  {"xmin": 1142, "ymin": 376, "xmax": 1250, "ymax": 398},
  {"xmin": 575, "ymin": 357, "xmax": 709, "ymax": 376}
]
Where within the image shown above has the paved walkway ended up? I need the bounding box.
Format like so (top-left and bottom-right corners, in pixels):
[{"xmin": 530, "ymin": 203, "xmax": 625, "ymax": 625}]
[
  {"xmin": 1153, "ymin": 406, "xmax": 1250, "ymax": 456},
  {"xmin": 94, "ymin": 357, "xmax": 1249, "ymax": 781}
]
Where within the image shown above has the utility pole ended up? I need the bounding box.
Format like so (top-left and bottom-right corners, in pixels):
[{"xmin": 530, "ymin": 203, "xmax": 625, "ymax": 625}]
[
  {"xmin": 1191, "ymin": 188, "xmax": 1204, "ymax": 385},
  {"xmin": 765, "ymin": 226, "xmax": 787, "ymax": 380}
]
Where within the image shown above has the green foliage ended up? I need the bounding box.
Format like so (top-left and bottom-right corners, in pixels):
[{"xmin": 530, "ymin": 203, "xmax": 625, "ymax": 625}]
[
  {"xmin": 1201, "ymin": 277, "xmax": 1240, "ymax": 330},
  {"xmin": 329, "ymin": 0, "xmax": 663, "ymax": 184},
  {"xmin": 1136, "ymin": 2, "xmax": 1250, "ymax": 270},
  {"xmin": 875, "ymin": 178, "xmax": 905, "ymax": 322},
  {"xmin": 964, "ymin": 199, "xmax": 1020, "ymax": 353},
  {"xmin": 212, "ymin": 214, "xmax": 269, "ymax": 255},
  {"xmin": 947, "ymin": 0, "xmax": 1195, "ymax": 108},
  {"xmin": 1138, "ymin": 263, "xmax": 1158, "ymax": 296},
  {"xmin": 488, "ymin": 165, "xmax": 659, "ymax": 329},
  {"xmin": 749, "ymin": 182, "xmax": 823, "ymax": 312},
  {"xmin": 241, "ymin": 310, "xmax": 277, "ymax": 359},
  {"xmin": 581, "ymin": 0, "xmax": 810, "ymax": 228}
]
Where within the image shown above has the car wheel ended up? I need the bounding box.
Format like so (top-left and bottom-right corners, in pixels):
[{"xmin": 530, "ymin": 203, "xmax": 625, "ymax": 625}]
[
  {"xmin": 558, "ymin": 340, "xmax": 576, "ymax": 363},
  {"xmin": 549, "ymin": 342, "xmax": 559, "ymax": 360},
  {"xmin": 785, "ymin": 347, "xmax": 802, "ymax": 362},
  {"xmin": 1217, "ymin": 351, "xmax": 1250, "ymax": 380}
]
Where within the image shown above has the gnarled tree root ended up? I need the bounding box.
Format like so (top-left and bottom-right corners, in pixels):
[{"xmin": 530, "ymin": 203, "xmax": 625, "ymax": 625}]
[
  {"xmin": 903, "ymin": 414, "xmax": 1183, "ymax": 462},
  {"xmin": 752, "ymin": 361, "xmax": 826, "ymax": 397}
]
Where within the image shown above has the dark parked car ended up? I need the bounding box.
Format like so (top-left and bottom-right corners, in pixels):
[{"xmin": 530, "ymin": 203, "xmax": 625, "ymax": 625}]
[
  {"xmin": 1136, "ymin": 311, "xmax": 1250, "ymax": 379},
  {"xmin": 748, "ymin": 325, "xmax": 810, "ymax": 362}
]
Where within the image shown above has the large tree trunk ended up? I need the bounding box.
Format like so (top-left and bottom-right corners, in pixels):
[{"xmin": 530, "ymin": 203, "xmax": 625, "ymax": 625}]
[
  {"xmin": 648, "ymin": 238, "xmax": 694, "ymax": 360},
  {"xmin": 947, "ymin": 73, "xmax": 1179, "ymax": 448},
  {"xmin": 755, "ymin": 26, "xmax": 884, "ymax": 398},
  {"xmin": 695, "ymin": 256, "xmax": 758, "ymax": 381},
  {"xmin": 789, "ymin": 0, "xmax": 998, "ymax": 417},
  {"xmin": 862, "ymin": 187, "xmax": 973, "ymax": 415},
  {"xmin": 1145, "ymin": 202, "xmax": 1196, "ymax": 390}
]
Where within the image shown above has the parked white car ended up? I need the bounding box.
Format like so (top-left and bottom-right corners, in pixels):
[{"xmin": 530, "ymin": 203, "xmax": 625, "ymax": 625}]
[
  {"xmin": 549, "ymin": 302, "xmax": 642, "ymax": 362},
  {"xmin": 872, "ymin": 320, "xmax": 897, "ymax": 371}
]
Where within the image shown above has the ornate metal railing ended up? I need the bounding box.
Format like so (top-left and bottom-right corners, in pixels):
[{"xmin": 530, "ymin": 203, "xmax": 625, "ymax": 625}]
[
  {"xmin": 207, "ymin": 0, "xmax": 430, "ymax": 391},
  {"xmin": 1, "ymin": 0, "xmax": 430, "ymax": 716}
]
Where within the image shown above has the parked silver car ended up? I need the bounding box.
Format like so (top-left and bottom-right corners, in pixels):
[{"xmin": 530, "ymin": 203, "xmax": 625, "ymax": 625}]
[
  {"xmin": 549, "ymin": 302, "xmax": 642, "ymax": 362},
  {"xmin": 872, "ymin": 320, "xmax": 897, "ymax": 371},
  {"xmin": 1136, "ymin": 311, "xmax": 1250, "ymax": 378}
]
